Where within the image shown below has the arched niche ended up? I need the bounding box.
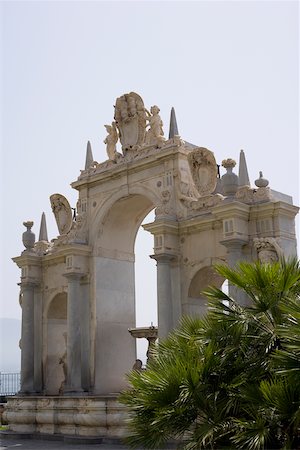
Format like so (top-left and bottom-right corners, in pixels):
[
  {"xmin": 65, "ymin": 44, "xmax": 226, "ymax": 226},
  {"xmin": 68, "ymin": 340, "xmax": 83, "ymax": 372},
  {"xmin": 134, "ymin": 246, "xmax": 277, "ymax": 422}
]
[
  {"xmin": 185, "ymin": 266, "xmax": 224, "ymax": 317},
  {"xmin": 45, "ymin": 292, "xmax": 67, "ymax": 395}
]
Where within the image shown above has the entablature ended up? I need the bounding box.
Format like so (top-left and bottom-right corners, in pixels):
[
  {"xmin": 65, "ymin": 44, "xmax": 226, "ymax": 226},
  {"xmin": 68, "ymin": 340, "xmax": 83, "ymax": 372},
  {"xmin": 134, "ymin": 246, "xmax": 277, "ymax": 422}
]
[{"xmin": 72, "ymin": 142, "xmax": 189, "ymax": 192}]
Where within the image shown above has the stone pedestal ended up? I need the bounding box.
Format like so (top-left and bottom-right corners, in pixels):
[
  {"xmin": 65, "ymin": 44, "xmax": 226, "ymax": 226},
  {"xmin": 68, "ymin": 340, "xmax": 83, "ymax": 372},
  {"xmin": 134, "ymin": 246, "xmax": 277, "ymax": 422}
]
[
  {"xmin": 3, "ymin": 396, "xmax": 129, "ymax": 439},
  {"xmin": 128, "ymin": 326, "xmax": 158, "ymax": 364}
]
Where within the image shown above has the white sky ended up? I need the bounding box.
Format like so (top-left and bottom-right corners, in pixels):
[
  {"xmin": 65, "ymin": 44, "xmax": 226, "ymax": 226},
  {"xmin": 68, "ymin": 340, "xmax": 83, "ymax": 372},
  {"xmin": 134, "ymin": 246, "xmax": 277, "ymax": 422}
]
[{"xmin": 1, "ymin": 0, "xmax": 299, "ymax": 331}]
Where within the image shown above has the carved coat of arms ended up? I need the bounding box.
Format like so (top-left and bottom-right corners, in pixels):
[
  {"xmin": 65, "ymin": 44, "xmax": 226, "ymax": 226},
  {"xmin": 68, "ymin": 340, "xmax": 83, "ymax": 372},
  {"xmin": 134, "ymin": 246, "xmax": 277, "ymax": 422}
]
[
  {"xmin": 50, "ymin": 194, "xmax": 73, "ymax": 235},
  {"xmin": 114, "ymin": 92, "xmax": 147, "ymax": 150},
  {"xmin": 187, "ymin": 147, "xmax": 217, "ymax": 196}
]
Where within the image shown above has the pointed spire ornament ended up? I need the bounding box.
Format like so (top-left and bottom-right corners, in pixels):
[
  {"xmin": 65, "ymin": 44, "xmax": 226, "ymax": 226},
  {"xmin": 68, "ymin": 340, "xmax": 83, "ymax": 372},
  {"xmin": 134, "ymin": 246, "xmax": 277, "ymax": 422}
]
[
  {"xmin": 39, "ymin": 212, "xmax": 48, "ymax": 242},
  {"xmin": 85, "ymin": 140, "xmax": 94, "ymax": 170},
  {"xmin": 168, "ymin": 107, "xmax": 179, "ymax": 139},
  {"xmin": 238, "ymin": 149, "xmax": 250, "ymax": 186}
]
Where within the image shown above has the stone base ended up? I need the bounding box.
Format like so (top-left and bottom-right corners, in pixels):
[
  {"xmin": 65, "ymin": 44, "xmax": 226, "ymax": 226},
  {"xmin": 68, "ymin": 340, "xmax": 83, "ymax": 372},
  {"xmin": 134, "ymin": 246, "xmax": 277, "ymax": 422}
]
[{"xmin": 3, "ymin": 395, "xmax": 129, "ymax": 439}]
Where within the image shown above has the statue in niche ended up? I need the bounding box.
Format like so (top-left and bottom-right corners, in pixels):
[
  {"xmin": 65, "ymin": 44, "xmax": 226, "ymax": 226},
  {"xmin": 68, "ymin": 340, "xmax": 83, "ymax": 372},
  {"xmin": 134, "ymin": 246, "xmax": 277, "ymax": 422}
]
[
  {"xmin": 50, "ymin": 194, "xmax": 73, "ymax": 235},
  {"xmin": 114, "ymin": 92, "xmax": 147, "ymax": 150},
  {"xmin": 59, "ymin": 332, "xmax": 67, "ymax": 395},
  {"xmin": 104, "ymin": 122, "xmax": 118, "ymax": 162},
  {"xmin": 253, "ymin": 237, "xmax": 283, "ymax": 264},
  {"xmin": 145, "ymin": 105, "xmax": 165, "ymax": 146}
]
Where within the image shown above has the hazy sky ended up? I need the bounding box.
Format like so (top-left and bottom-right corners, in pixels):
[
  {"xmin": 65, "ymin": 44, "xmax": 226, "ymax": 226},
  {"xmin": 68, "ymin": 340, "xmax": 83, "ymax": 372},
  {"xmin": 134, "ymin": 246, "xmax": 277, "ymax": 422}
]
[{"xmin": 1, "ymin": 0, "xmax": 299, "ymax": 332}]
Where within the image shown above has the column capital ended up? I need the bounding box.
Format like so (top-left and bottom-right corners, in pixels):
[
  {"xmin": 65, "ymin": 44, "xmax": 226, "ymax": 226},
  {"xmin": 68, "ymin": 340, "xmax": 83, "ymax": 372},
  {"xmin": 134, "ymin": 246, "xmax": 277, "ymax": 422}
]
[
  {"xmin": 150, "ymin": 253, "xmax": 177, "ymax": 263},
  {"xmin": 220, "ymin": 238, "xmax": 248, "ymax": 251},
  {"xmin": 63, "ymin": 271, "xmax": 86, "ymax": 281},
  {"xmin": 18, "ymin": 280, "xmax": 40, "ymax": 289}
]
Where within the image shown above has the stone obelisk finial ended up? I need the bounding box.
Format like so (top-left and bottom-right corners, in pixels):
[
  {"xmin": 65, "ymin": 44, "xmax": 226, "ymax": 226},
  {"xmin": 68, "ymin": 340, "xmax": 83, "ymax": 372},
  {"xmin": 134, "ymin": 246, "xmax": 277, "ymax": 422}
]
[
  {"xmin": 238, "ymin": 149, "xmax": 250, "ymax": 187},
  {"xmin": 39, "ymin": 212, "xmax": 48, "ymax": 242},
  {"xmin": 85, "ymin": 141, "xmax": 94, "ymax": 170},
  {"xmin": 168, "ymin": 107, "xmax": 179, "ymax": 139}
]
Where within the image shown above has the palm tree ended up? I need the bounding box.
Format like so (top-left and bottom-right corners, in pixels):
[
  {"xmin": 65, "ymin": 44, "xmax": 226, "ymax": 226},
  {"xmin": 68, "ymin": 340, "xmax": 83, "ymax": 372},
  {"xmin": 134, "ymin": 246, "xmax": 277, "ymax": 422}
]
[{"xmin": 120, "ymin": 258, "xmax": 300, "ymax": 449}]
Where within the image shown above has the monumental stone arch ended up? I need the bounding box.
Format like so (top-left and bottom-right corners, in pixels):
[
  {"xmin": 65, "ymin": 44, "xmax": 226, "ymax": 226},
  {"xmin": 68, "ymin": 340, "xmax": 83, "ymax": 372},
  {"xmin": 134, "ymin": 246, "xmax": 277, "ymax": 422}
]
[{"xmin": 5, "ymin": 92, "xmax": 298, "ymax": 440}]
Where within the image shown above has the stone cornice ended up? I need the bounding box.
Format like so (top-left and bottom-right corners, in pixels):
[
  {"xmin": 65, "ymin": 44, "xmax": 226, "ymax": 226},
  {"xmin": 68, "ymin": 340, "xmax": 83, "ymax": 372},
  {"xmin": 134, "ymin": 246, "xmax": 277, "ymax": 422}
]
[
  {"xmin": 13, "ymin": 244, "xmax": 92, "ymax": 269},
  {"xmin": 143, "ymin": 219, "xmax": 179, "ymax": 235},
  {"xmin": 178, "ymin": 214, "xmax": 216, "ymax": 234},
  {"xmin": 249, "ymin": 201, "xmax": 299, "ymax": 220},
  {"xmin": 212, "ymin": 201, "xmax": 250, "ymax": 220},
  {"xmin": 71, "ymin": 143, "xmax": 189, "ymax": 191},
  {"xmin": 12, "ymin": 253, "xmax": 42, "ymax": 269},
  {"xmin": 48, "ymin": 243, "xmax": 92, "ymax": 258}
]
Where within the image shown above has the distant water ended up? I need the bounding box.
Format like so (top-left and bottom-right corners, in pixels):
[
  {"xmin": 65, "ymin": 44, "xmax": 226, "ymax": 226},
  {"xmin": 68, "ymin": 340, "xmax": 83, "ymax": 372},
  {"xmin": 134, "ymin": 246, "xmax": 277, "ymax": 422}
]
[{"xmin": 0, "ymin": 318, "xmax": 21, "ymax": 373}]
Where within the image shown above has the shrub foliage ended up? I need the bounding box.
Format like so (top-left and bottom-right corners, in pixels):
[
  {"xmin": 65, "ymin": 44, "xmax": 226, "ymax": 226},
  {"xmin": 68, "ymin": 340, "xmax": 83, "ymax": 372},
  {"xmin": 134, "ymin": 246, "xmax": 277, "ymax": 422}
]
[{"xmin": 120, "ymin": 258, "xmax": 300, "ymax": 449}]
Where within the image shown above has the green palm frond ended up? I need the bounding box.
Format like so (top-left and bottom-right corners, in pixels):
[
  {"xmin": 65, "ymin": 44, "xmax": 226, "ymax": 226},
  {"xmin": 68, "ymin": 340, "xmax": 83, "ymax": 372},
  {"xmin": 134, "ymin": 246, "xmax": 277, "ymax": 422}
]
[
  {"xmin": 231, "ymin": 416, "xmax": 273, "ymax": 450},
  {"xmin": 121, "ymin": 258, "xmax": 300, "ymax": 449}
]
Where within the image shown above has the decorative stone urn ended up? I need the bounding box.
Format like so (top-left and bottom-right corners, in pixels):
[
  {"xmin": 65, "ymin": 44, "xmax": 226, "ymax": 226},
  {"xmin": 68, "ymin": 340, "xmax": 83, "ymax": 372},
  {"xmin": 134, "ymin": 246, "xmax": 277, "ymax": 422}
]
[
  {"xmin": 255, "ymin": 171, "xmax": 269, "ymax": 188},
  {"xmin": 22, "ymin": 221, "xmax": 35, "ymax": 250},
  {"xmin": 221, "ymin": 158, "xmax": 239, "ymax": 196}
]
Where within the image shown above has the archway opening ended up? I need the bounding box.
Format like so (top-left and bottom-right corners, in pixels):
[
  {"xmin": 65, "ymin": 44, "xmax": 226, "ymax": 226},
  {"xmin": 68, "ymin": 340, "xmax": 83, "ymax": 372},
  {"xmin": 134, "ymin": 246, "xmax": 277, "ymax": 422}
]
[
  {"xmin": 93, "ymin": 193, "xmax": 157, "ymax": 392},
  {"xmin": 135, "ymin": 209, "xmax": 157, "ymax": 365}
]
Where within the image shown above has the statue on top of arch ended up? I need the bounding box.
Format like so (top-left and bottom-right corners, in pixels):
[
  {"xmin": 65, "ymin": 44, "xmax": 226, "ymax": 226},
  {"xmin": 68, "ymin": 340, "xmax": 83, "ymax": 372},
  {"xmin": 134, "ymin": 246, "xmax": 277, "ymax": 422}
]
[
  {"xmin": 113, "ymin": 92, "xmax": 165, "ymax": 152},
  {"xmin": 114, "ymin": 92, "xmax": 147, "ymax": 151}
]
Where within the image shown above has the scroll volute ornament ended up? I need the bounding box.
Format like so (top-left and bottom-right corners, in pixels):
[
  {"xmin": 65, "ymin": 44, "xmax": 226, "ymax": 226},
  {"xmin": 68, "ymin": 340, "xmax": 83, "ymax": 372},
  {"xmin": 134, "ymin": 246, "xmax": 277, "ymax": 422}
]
[{"xmin": 187, "ymin": 147, "xmax": 217, "ymax": 196}]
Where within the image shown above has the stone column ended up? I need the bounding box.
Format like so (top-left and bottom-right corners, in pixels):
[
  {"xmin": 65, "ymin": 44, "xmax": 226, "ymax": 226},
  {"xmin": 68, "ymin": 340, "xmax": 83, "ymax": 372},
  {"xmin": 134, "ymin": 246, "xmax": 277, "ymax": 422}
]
[
  {"xmin": 64, "ymin": 272, "xmax": 84, "ymax": 393},
  {"xmin": 80, "ymin": 277, "xmax": 90, "ymax": 392},
  {"xmin": 151, "ymin": 254, "xmax": 174, "ymax": 339},
  {"xmin": 34, "ymin": 286, "xmax": 43, "ymax": 393},
  {"xmin": 19, "ymin": 281, "xmax": 36, "ymax": 394}
]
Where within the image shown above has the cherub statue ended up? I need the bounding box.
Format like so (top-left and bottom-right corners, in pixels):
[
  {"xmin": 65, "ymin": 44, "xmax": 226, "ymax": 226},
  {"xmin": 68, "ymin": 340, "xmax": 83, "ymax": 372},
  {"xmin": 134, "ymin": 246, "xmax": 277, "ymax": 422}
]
[
  {"xmin": 104, "ymin": 122, "xmax": 118, "ymax": 161},
  {"xmin": 145, "ymin": 105, "xmax": 165, "ymax": 145}
]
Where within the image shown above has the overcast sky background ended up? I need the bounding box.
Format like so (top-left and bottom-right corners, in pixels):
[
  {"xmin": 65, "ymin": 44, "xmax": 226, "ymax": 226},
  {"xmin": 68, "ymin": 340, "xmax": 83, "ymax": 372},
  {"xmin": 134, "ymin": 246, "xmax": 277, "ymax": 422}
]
[{"xmin": 1, "ymin": 0, "xmax": 299, "ymax": 363}]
